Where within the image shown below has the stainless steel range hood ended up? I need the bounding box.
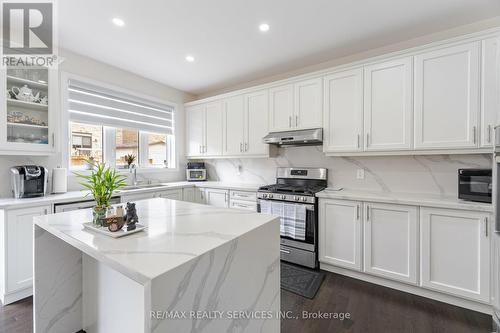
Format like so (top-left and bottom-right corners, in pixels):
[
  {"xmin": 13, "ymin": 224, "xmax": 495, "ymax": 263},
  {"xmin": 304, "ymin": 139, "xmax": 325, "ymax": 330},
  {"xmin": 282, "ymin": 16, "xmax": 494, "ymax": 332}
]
[{"xmin": 263, "ymin": 128, "xmax": 323, "ymax": 146}]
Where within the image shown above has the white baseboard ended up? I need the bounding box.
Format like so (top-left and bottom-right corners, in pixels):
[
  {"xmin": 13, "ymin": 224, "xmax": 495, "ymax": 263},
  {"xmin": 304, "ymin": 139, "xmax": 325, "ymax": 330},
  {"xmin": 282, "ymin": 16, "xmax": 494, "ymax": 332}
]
[{"xmin": 0, "ymin": 287, "xmax": 32, "ymax": 306}]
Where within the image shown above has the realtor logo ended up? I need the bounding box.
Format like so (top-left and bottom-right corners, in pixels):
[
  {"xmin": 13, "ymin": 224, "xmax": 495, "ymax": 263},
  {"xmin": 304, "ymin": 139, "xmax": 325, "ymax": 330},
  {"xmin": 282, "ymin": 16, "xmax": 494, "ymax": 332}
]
[{"xmin": 2, "ymin": 2, "xmax": 53, "ymax": 54}]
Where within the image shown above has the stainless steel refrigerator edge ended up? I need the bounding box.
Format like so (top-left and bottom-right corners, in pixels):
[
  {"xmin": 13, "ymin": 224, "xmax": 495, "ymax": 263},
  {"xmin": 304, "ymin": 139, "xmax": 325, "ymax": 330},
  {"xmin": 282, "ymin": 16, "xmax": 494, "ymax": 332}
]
[{"xmin": 492, "ymin": 126, "xmax": 500, "ymax": 332}]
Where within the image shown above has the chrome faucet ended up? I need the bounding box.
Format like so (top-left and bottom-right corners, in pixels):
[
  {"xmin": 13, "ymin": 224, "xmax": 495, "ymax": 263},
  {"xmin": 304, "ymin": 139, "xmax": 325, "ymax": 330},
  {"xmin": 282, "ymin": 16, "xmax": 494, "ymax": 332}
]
[{"xmin": 130, "ymin": 164, "xmax": 138, "ymax": 186}]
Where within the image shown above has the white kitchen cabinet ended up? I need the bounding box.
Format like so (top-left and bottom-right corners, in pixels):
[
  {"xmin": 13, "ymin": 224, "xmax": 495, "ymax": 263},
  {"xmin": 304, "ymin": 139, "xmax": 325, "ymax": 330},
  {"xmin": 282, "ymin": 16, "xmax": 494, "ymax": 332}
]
[
  {"xmin": 156, "ymin": 189, "xmax": 183, "ymax": 200},
  {"xmin": 186, "ymin": 105, "xmax": 205, "ymax": 157},
  {"xmin": 223, "ymin": 95, "xmax": 245, "ymax": 156},
  {"xmin": 182, "ymin": 187, "xmax": 206, "ymax": 204},
  {"xmin": 319, "ymin": 199, "xmax": 362, "ymax": 271},
  {"xmin": 186, "ymin": 101, "xmax": 223, "ymax": 157},
  {"xmin": 223, "ymin": 91, "xmax": 269, "ymax": 157},
  {"xmin": 323, "ymin": 68, "xmax": 364, "ymax": 153},
  {"xmin": 414, "ymin": 42, "xmax": 480, "ymax": 150},
  {"xmin": 204, "ymin": 188, "xmax": 229, "ymax": 208},
  {"xmin": 229, "ymin": 190, "xmax": 257, "ymax": 211},
  {"xmin": 230, "ymin": 199, "xmax": 257, "ymax": 211},
  {"xmin": 120, "ymin": 192, "xmax": 156, "ymax": 203},
  {"xmin": 293, "ymin": 78, "xmax": 322, "ymax": 130},
  {"xmin": 204, "ymin": 102, "xmax": 223, "ymax": 156},
  {"xmin": 363, "ymin": 202, "xmax": 418, "ymax": 284},
  {"xmin": 364, "ymin": 57, "xmax": 413, "ymax": 151},
  {"xmin": 0, "ymin": 205, "xmax": 50, "ymax": 304},
  {"xmin": 269, "ymin": 84, "xmax": 294, "ymax": 132},
  {"xmin": 420, "ymin": 207, "xmax": 490, "ymax": 302},
  {"xmin": 480, "ymin": 37, "xmax": 498, "ymax": 148},
  {"xmin": 0, "ymin": 67, "xmax": 57, "ymax": 154},
  {"xmin": 244, "ymin": 90, "xmax": 269, "ymax": 156}
]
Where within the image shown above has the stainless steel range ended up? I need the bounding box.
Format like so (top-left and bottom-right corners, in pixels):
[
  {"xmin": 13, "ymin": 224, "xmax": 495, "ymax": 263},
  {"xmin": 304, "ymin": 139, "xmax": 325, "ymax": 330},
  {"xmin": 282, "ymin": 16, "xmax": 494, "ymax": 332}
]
[{"xmin": 257, "ymin": 167, "xmax": 327, "ymax": 269}]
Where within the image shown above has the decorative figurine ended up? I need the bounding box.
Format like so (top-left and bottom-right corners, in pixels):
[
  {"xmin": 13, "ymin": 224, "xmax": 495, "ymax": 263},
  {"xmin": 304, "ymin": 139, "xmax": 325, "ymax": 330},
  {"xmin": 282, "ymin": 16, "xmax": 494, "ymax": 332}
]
[
  {"xmin": 124, "ymin": 202, "xmax": 138, "ymax": 231},
  {"xmin": 105, "ymin": 215, "xmax": 125, "ymax": 232}
]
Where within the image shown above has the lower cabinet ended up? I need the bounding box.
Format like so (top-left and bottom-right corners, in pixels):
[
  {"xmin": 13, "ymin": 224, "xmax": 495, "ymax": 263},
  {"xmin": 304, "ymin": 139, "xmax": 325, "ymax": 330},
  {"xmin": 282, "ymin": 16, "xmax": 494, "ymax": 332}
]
[
  {"xmin": 319, "ymin": 199, "xmax": 362, "ymax": 271},
  {"xmin": 156, "ymin": 189, "xmax": 183, "ymax": 200},
  {"xmin": 420, "ymin": 207, "xmax": 490, "ymax": 303},
  {"xmin": 183, "ymin": 187, "xmax": 206, "ymax": 204},
  {"xmin": 363, "ymin": 202, "xmax": 418, "ymax": 284},
  {"xmin": 204, "ymin": 188, "xmax": 229, "ymax": 208},
  {"xmin": 1, "ymin": 204, "xmax": 50, "ymax": 304},
  {"xmin": 319, "ymin": 198, "xmax": 491, "ymax": 306},
  {"xmin": 120, "ymin": 192, "xmax": 156, "ymax": 203}
]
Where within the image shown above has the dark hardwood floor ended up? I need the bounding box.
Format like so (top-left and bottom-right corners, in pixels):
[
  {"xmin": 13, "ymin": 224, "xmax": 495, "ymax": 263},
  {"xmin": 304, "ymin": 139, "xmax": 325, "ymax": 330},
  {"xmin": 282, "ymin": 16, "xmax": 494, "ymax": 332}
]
[{"xmin": 0, "ymin": 271, "xmax": 492, "ymax": 333}]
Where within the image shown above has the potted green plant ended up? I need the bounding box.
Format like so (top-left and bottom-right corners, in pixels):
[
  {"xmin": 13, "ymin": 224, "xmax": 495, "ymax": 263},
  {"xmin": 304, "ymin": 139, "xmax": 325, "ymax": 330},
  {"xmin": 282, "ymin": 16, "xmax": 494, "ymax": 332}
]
[
  {"xmin": 124, "ymin": 154, "xmax": 136, "ymax": 168},
  {"xmin": 74, "ymin": 160, "xmax": 127, "ymax": 226}
]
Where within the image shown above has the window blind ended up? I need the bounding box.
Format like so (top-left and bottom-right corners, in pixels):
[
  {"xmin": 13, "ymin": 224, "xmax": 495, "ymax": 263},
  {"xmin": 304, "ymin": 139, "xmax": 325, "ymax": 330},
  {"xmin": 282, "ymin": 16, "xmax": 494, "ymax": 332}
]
[{"xmin": 68, "ymin": 79, "xmax": 174, "ymax": 134}]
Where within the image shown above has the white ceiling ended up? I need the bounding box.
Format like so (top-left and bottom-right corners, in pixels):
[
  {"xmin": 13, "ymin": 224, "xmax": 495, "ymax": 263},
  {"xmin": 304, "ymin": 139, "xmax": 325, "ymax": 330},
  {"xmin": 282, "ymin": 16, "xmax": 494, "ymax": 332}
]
[{"xmin": 59, "ymin": 0, "xmax": 500, "ymax": 96}]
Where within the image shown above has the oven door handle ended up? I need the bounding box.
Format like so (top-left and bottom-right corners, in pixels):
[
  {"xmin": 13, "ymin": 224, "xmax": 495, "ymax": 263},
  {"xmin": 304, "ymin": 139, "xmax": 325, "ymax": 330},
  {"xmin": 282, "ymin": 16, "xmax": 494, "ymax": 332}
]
[
  {"xmin": 257, "ymin": 199, "xmax": 314, "ymax": 211},
  {"xmin": 280, "ymin": 249, "xmax": 291, "ymax": 254}
]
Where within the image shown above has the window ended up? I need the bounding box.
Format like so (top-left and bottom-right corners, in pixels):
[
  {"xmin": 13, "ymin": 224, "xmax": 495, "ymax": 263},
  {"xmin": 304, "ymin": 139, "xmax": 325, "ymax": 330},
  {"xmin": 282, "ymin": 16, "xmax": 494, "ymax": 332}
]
[
  {"xmin": 70, "ymin": 122, "xmax": 103, "ymax": 167},
  {"xmin": 67, "ymin": 78, "xmax": 175, "ymax": 170}
]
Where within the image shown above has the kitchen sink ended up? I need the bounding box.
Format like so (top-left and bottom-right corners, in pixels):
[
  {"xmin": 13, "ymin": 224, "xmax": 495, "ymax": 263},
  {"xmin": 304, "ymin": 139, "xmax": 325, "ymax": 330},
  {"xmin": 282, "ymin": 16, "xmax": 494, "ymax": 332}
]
[{"xmin": 119, "ymin": 184, "xmax": 170, "ymax": 191}]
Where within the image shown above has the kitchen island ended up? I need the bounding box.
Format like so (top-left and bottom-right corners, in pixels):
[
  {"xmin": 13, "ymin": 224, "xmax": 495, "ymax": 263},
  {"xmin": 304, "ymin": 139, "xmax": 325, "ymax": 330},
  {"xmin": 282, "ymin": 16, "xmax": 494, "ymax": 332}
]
[{"xmin": 33, "ymin": 198, "xmax": 280, "ymax": 333}]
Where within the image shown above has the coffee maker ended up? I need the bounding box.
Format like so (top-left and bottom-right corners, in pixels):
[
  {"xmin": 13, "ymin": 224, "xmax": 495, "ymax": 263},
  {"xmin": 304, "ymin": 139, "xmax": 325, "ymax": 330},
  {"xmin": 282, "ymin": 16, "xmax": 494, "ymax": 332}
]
[{"xmin": 10, "ymin": 165, "xmax": 48, "ymax": 198}]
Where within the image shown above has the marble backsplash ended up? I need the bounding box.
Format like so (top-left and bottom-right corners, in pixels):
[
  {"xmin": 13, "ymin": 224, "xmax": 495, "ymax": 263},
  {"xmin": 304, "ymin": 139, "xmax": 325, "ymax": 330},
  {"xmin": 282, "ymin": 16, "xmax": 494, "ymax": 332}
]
[{"xmin": 203, "ymin": 146, "xmax": 492, "ymax": 197}]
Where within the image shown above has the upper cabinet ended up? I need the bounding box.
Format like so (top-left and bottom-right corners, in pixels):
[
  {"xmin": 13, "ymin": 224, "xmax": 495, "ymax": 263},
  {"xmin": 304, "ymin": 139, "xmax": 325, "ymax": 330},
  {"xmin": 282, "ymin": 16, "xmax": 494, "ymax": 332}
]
[
  {"xmin": 269, "ymin": 78, "xmax": 322, "ymax": 132},
  {"xmin": 223, "ymin": 90, "xmax": 269, "ymax": 157},
  {"xmin": 186, "ymin": 32, "xmax": 499, "ymax": 158},
  {"xmin": 186, "ymin": 101, "xmax": 223, "ymax": 158},
  {"xmin": 0, "ymin": 67, "xmax": 57, "ymax": 154},
  {"xmin": 414, "ymin": 42, "xmax": 480, "ymax": 150},
  {"xmin": 323, "ymin": 68, "xmax": 364, "ymax": 153},
  {"xmin": 480, "ymin": 37, "xmax": 498, "ymax": 148},
  {"xmin": 363, "ymin": 57, "xmax": 413, "ymax": 151}
]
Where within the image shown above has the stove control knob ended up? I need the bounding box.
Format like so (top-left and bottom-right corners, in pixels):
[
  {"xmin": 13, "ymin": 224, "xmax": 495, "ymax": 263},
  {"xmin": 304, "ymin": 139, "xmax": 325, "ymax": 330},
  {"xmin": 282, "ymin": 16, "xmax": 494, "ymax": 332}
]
[
  {"xmin": 301, "ymin": 197, "xmax": 307, "ymax": 202},
  {"xmin": 294, "ymin": 196, "xmax": 299, "ymax": 201},
  {"xmin": 269, "ymin": 194, "xmax": 273, "ymax": 199},
  {"xmin": 262, "ymin": 194, "xmax": 267, "ymax": 199},
  {"xmin": 282, "ymin": 195, "xmax": 286, "ymax": 200}
]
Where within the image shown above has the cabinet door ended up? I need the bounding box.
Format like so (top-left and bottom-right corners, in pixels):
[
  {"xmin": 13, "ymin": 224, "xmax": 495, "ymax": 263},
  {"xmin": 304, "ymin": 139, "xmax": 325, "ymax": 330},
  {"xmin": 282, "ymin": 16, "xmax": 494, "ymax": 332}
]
[
  {"xmin": 223, "ymin": 95, "xmax": 245, "ymax": 156},
  {"xmin": 204, "ymin": 188, "xmax": 229, "ymax": 208},
  {"xmin": 363, "ymin": 202, "xmax": 418, "ymax": 284},
  {"xmin": 323, "ymin": 69, "xmax": 364, "ymax": 152},
  {"xmin": 182, "ymin": 187, "xmax": 195, "ymax": 202},
  {"xmin": 364, "ymin": 58, "xmax": 413, "ymax": 151},
  {"xmin": 480, "ymin": 37, "xmax": 498, "ymax": 148},
  {"xmin": 120, "ymin": 192, "xmax": 156, "ymax": 202},
  {"xmin": 269, "ymin": 84, "xmax": 293, "ymax": 132},
  {"xmin": 244, "ymin": 90, "xmax": 269, "ymax": 156},
  {"xmin": 230, "ymin": 199, "xmax": 257, "ymax": 211},
  {"xmin": 204, "ymin": 101, "xmax": 223, "ymax": 156},
  {"xmin": 414, "ymin": 42, "xmax": 480, "ymax": 149},
  {"xmin": 186, "ymin": 105, "xmax": 205, "ymax": 157},
  {"xmin": 156, "ymin": 189, "xmax": 183, "ymax": 200},
  {"xmin": 319, "ymin": 199, "xmax": 362, "ymax": 271},
  {"xmin": 6, "ymin": 205, "xmax": 50, "ymax": 293},
  {"xmin": 294, "ymin": 78, "xmax": 322, "ymax": 129},
  {"xmin": 420, "ymin": 207, "xmax": 490, "ymax": 302}
]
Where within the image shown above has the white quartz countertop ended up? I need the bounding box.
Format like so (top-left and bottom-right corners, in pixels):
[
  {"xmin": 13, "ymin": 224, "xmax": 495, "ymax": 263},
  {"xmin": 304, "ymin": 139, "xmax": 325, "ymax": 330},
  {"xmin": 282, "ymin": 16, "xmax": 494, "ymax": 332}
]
[
  {"xmin": 34, "ymin": 198, "xmax": 278, "ymax": 284},
  {"xmin": 316, "ymin": 188, "xmax": 493, "ymax": 212},
  {"xmin": 0, "ymin": 181, "xmax": 263, "ymax": 209}
]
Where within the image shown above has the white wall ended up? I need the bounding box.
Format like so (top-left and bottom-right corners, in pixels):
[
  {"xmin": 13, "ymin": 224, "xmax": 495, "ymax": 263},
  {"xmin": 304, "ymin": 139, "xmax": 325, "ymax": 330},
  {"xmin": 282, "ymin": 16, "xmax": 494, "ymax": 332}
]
[{"xmin": 0, "ymin": 49, "xmax": 194, "ymax": 197}]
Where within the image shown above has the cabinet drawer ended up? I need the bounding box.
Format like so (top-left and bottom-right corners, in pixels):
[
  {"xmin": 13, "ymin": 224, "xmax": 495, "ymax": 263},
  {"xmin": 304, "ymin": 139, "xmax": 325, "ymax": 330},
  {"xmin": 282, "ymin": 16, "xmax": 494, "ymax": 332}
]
[
  {"xmin": 230, "ymin": 199, "xmax": 257, "ymax": 211},
  {"xmin": 230, "ymin": 190, "xmax": 256, "ymax": 202}
]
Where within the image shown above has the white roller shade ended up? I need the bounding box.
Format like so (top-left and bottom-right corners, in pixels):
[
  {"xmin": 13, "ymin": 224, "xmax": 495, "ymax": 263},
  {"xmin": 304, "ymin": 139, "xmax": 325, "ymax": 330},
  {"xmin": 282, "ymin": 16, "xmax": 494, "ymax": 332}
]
[{"xmin": 68, "ymin": 79, "xmax": 174, "ymax": 134}]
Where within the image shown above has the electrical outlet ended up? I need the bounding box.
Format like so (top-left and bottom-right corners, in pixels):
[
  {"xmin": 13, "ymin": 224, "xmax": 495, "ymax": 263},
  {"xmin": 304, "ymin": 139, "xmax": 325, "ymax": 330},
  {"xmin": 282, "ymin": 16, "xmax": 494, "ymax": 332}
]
[{"xmin": 356, "ymin": 169, "xmax": 365, "ymax": 180}]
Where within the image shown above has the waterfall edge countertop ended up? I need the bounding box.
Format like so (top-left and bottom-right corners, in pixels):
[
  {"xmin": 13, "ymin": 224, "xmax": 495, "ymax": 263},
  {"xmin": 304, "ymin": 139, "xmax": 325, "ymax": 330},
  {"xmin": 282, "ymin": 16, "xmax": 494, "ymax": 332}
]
[
  {"xmin": 33, "ymin": 198, "xmax": 279, "ymax": 284},
  {"xmin": 316, "ymin": 188, "xmax": 493, "ymax": 212}
]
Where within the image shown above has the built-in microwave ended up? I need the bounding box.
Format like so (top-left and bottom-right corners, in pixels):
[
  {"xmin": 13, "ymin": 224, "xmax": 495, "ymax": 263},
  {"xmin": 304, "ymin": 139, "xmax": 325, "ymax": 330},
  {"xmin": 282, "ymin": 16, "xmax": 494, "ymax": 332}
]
[{"xmin": 458, "ymin": 168, "xmax": 492, "ymax": 203}]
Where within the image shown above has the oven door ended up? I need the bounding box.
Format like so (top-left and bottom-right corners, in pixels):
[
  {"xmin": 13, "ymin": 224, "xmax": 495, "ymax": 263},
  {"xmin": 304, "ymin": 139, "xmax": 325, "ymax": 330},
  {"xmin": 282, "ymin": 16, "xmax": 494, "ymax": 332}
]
[{"xmin": 458, "ymin": 169, "xmax": 492, "ymax": 203}]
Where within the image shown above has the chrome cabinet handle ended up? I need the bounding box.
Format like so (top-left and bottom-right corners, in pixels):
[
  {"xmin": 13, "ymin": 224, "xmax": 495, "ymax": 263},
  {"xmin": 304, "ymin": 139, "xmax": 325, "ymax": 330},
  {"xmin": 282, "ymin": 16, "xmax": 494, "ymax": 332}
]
[
  {"xmin": 357, "ymin": 134, "xmax": 360, "ymax": 148},
  {"xmin": 51, "ymin": 133, "xmax": 55, "ymax": 148},
  {"xmin": 245, "ymin": 142, "xmax": 248, "ymax": 152},
  {"xmin": 43, "ymin": 209, "xmax": 48, "ymax": 215},
  {"xmin": 356, "ymin": 204, "xmax": 360, "ymax": 220},
  {"xmin": 366, "ymin": 133, "xmax": 370, "ymax": 147},
  {"xmin": 473, "ymin": 126, "xmax": 477, "ymax": 144},
  {"xmin": 240, "ymin": 143, "xmax": 243, "ymax": 153},
  {"xmin": 366, "ymin": 205, "xmax": 370, "ymax": 221},
  {"xmin": 295, "ymin": 115, "xmax": 298, "ymax": 127},
  {"xmin": 484, "ymin": 217, "xmax": 489, "ymax": 237},
  {"xmin": 488, "ymin": 125, "xmax": 492, "ymax": 143}
]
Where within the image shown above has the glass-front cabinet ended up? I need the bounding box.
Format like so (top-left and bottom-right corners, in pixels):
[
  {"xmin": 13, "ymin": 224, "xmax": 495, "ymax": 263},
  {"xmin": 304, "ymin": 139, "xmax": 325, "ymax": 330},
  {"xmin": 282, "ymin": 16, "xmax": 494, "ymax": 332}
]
[{"xmin": 0, "ymin": 66, "xmax": 56, "ymax": 153}]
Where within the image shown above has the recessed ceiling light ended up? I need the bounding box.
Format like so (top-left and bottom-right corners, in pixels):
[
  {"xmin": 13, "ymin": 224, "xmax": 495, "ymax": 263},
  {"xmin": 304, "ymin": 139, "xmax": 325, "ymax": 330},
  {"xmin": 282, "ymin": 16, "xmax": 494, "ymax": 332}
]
[
  {"xmin": 112, "ymin": 17, "xmax": 125, "ymax": 27},
  {"xmin": 259, "ymin": 23, "xmax": 270, "ymax": 32},
  {"xmin": 185, "ymin": 55, "xmax": 195, "ymax": 63}
]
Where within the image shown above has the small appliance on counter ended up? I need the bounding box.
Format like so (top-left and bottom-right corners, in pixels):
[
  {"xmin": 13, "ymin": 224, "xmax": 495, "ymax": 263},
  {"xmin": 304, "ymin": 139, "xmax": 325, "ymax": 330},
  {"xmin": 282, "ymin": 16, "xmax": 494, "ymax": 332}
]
[
  {"xmin": 186, "ymin": 162, "xmax": 207, "ymax": 181},
  {"xmin": 52, "ymin": 166, "xmax": 68, "ymax": 194},
  {"xmin": 458, "ymin": 168, "xmax": 492, "ymax": 203},
  {"xmin": 10, "ymin": 165, "xmax": 48, "ymax": 198}
]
